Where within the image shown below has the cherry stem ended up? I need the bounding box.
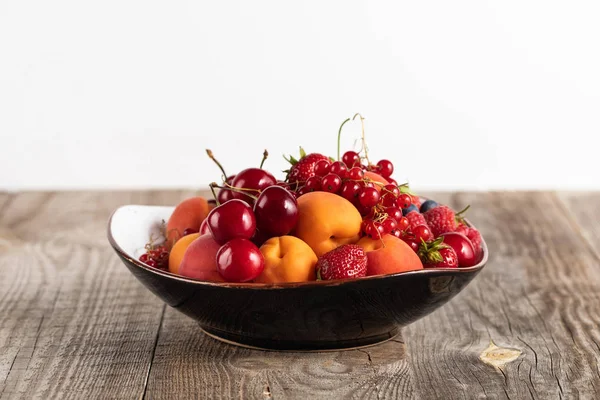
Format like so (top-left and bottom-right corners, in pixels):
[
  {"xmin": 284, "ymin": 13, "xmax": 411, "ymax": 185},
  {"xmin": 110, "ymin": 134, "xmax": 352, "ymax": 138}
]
[
  {"xmin": 209, "ymin": 183, "xmax": 221, "ymax": 206},
  {"xmin": 260, "ymin": 149, "xmax": 268, "ymax": 169},
  {"xmin": 212, "ymin": 182, "xmax": 259, "ymax": 201},
  {"xmin": 337, "ymin": 117, "xmax": 351, "ymax": 161},
  {"xmin": 206, "ymin": 149, "xmax": 228, "ymax": 180},
  {"xmin": 352, "ymin": 113, "xmax": 370, "ymax": 165}
]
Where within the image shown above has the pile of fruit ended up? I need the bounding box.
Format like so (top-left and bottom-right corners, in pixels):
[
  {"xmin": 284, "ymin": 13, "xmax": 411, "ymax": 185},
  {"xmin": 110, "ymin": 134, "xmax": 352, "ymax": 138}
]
[{"xmin": 141, "ymin": 115, "xmax": 484, "ymax": 283}]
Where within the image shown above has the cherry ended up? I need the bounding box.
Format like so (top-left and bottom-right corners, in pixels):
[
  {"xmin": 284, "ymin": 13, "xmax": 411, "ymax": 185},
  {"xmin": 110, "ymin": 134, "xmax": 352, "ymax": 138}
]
[
  {"xmin": 342, "ymin": 151, "xmax": 360, "ymax": 168},
  {"xmin": 385, "ymin": 206, "xmax": 403, "ymax": 222},
  {"xmin": 340, "ymin": 181, "xmax": 361, "ymax": 202},
  {"xmin": 347, "ymin": 167, "xmax": 364, "ymax": 180},
  {"xmin": 207, "ymin": 199, "xmax": 256, "ymax": 245},
  {"xmin": 217, "ymin": 175, "xmax": 236, "ymax": 204},
  {"xmin": 183, "ymin": 228, "xmax": 198, "ymax": 236},
  {"xmin": 382, "ymin": 218, "xmax": 397, "ymax": 233},
  {"xmin": 313, "ymin": 160, "xmax": 331, "ymax": 177},
  {"xmin": 231, "ymin": 168, "xmax": 277, "ymax": 205},
  {"xmin": 358, "ymin": 187, "xmax": 380, "ymax": 208},
  {"xmin": 199, "ymin": 219, "xmax": 210, "ymax": 235},
  {"xmin": 322, "ymin": 173, "xmax": 342, "ymax": 193},
  {"xmin": 305, "ymin": 176, "xmax": 322, "ymax": 191},
  {"xmin": 413, "ymin": 225, "xmax": 433, "ymax": 242},
  {"xmin": 440, "ymin": 232, "xmax": 477, "ymax": 267},
  {"xmin": 376, "ymin": 160, "xmax": 394, "ymax": 178},
  {"xmin": 216, "ymin": 238, "xmax": 265, "ymax": 282},
  {"xmin": 397, "ymin": 193, "xmax": 412, "ymax": 209},
  {"xmin": 253, "ymin": 186, "xmax": 299, "ymax": 237},
  {"xmin": 329, "ymin": 161, "xmax": 348, "ymax": 179}
]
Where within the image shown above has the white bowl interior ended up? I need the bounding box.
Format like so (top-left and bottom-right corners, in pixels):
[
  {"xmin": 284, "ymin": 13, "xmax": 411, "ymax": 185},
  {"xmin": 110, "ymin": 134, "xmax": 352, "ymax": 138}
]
[{"xmin": 109, "ymin": 205, "xmax": 174, "ymax": 259}]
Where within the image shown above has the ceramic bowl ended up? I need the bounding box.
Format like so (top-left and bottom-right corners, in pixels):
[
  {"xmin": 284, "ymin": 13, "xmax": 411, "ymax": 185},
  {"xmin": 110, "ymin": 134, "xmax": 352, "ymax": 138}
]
[{"xmin": 108, "ymin": 205, "xmax": 488, "ymax": 351}]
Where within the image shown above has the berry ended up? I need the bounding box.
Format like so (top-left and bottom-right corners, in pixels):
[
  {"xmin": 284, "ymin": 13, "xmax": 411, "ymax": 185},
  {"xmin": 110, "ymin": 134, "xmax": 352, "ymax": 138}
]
[
  {"xmin": 305, "ymin": 176, "xmax": 322, "ymax": 191},
  {"xmin": 231, "ymin": 168, "xmax": 277, "ymax": 205},
  {"xmin": 382, "ymin": 218, "xmax": 398, "ymax": 233},
  {"xmin": 402, "ymin": 204, "xmax": 419, "ymax": 216},
  {"xmin": 423, "ymin": 205, "xmax": 457, "ymax": 237},
  {"xmin": 296, "ymin": 186, "xmax": 312, "ymax": 197},
  {"xmin": 342, "ymin": 151, "xmax": 360, "ymax": 168},
  {"xmin": 412, "ymin": 225, "xmax": 434, "ymax": 242},
  {"xmin": 402, "ymin": 237, "xmax": 420, "ymax": 253},
  {"xmin": 397, "ymin": 216, "xmax": 410, "ymax": 231},
  {"xmin": 329, "ymin": 161, "xmax": 348, "ymax": 179},
  {"xmin": 364, "ymin": 220, "xmax": 381, "ymax": 239},
  {"xmin": 253, "ymin": 186, "xmax": 299, "ymax": 237},
  {"xmin": 285, "ymin": 149, "xmax": 329, "ymax": 184},
  {"xmin": 139, "ymin": 253, "xmax": 149, "ymax": 263},
  {"xmin": 440, "ymin": 232, "xmax": 477, "ymax": 267},
  {"xmin": 216, "ymin": 238, "xmax": 265, "ymax": 282},
  {"xmin": 316, "ymin": 244, "xmax": 367, "ymax": 280},
  {"xmin": 385, "ymin": 207, "xmax": 403, "ymax": 222},
  {"xmin": 376, "ymin": 159, "xmax": 394, "ymax": 178},
  {"xmin": 340, "ymin": 181, "xmax": 361, "ymax": 202},
  {"xmin": 146, "ymin": 259, "xmax": 157, "ymax": 268},
  {"xmin": 313, "ymin": 159, "xmax": 331, "ymax": 177},
  {"xmin": 348, "ymin": 167, "xmax": 364, "ymax": 180},
  {"xmin": 418, "ymin": 237, "xmax": 458, "ymax": 268},
  {"xmin": 322, "ymin": 173, "xmax": 342, "ymax": 193},
  {"xmin": 381, "ymin": 193, "xmax": 397, "ymax": 207},
  {"xmin": 396, "ymin": 194, "xmax": 412, "ymax": 209},
  {"xmin": 405, "ymin": 211, "xmax": 429, "ymax": 231},
  {"xmin": 383, "ymin": 184, "xmax": 400, "ymax": 197},
  {"xmin": 420, "ymin": 199, "xmax": 439, "ymax": 213},
  {"xmin": 207, "ymin": 199, "xmax": 256, "ymax": 245},
  {"xmin": 358, "ymin": 187, "xmax": 380, "ymax": 208}
]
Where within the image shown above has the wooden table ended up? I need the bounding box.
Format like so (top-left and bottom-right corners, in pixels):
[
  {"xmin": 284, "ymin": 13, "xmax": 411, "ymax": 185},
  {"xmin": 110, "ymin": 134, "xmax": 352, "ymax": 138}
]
[{"xmin": 1, "ymin": 191, "xmax": 599, "ymax": 399}]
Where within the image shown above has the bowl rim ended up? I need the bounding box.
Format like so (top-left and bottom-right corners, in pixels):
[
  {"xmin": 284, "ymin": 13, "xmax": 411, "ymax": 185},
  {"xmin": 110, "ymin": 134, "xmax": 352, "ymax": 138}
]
[{"xmin": 107, "ymin": 204, "xmax": 488, "ymax": 290}]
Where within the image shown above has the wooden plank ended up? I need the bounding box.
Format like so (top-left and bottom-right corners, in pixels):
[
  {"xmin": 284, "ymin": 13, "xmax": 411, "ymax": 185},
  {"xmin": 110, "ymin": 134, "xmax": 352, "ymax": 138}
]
[
  {"xmin": 557, "ymin": 192, "xmax": 600, "ymax": 260},
  {"xmin": 0, "ymin": 191, "xmax": 193, "ymax": 399},
  {"xmin": 402, "ymin": 191, "xmax": 600, "ymax": 399},
  {"xmin": 145, "ymin": 306, "xmax": 415, "ymax": 400}
]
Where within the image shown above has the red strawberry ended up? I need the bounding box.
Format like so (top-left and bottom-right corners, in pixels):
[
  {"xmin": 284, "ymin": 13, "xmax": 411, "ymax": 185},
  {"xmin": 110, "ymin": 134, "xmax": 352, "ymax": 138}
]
[
  {"xmin": 418, "ymin": 237, "xmax": 458, "ymax": 268},
  {"xmin": 316, "ymin": 244, "xmax": 367, "ymax": 280},
  {"xmin": 284, "ymin": 147, "xmax": 330, "ymax": 184},
  {"xmin": 456, "ymin": 224, "xmax": 483, "ymax": 259},
  {"xmin": 423, "ymin": 205, "xmax": 458, "ymax": 237}
]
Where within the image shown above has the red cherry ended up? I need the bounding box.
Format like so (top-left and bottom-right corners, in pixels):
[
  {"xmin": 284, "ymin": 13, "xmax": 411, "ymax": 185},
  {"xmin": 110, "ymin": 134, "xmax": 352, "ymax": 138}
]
[
  {"xmin": 253, "ymin": 186, "xmax": 299, "ymax": 237},
  {"xmin": 217, "ymin": 175, "xmax": 237, "ymax": 204},
  {"xmin": 342, "ymin": 151, "xmax": 360, "ymax": 168},
  {"xmin": 382, "ymin": 218, "xmax": 398, "ymax": 233},
  {"xmin": 182, "ymin": 228, "xmax": 198, "ymax": 236},
  {"xmin": 413, "ymin": 225, "xmax": 433, "ymax": 242},
  {"xmin": 231, "ymin": 168, "xmax": 277, "ymax": 205},
  {"xmin": 305, "ymin": 176, "xmax": 322, "ymax": 191},
  {"xmin": 396, "ymin": 193, "xmax": 412, "ymax": 209},
  {"xmin": 358, "ymin": 187, "xmax": 380, "ymax": 208},
  {"xmin": 207, "ymin": 199, "xmax": 256, "ymax": 245},
  {"xmin": 322, "ymin": 173, "xmax": 342, "ymax": 193},
  {"xmin": 329, "ymin": 162, "xmax": 348, "ymax": 179},
  {"xmin": 199, "ymin": 219, "xmax": 211, "ymax": 235},
  {"xmin": 376, "ymin": 159, "xmax": 394, "ymax": 178},
  {"xmin": 313, "ymin": 160, "xmax": 331, "ymax": 177},
  {"xmin": 340, "ymin": 181, "xmax": 361, "ymax": 202},
  {"xmin": 440, "ymin": 232, "xmax": 477, "ymax": 267},
  {"xmin": 347, "ymin": 167, "xmax": 364, "ymax": 180},
  {"xmin": 385, "ymin": 206, "xmax": 403, "ymax": 222},
  {"xmin": 216, "ymin": 238, "xmax": 265, "ymax": 282},
  {"xmin": 402, "ymin": 238, "xmax": 420, "ymax": 253}
]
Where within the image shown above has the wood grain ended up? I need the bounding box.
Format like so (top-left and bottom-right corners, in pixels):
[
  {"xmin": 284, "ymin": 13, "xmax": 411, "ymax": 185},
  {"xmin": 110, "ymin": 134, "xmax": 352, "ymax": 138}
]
[{"xmin": 1, "ymin": 191, "xmax": 600, "ymax": 399}]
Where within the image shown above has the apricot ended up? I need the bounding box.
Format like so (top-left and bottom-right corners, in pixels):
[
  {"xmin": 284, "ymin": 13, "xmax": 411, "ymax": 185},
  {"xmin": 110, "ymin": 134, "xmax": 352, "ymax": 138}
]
[
  {"xmin": 363, "ymin": 171, "xmax": 389, "ymax": 192},
  {"xmin": 178, "ymin": 234, "xmax": 224, "ymax": 282},
  {"xmin": 357, "ymin": 234, "xmax": 423, "ymax": 276},
  {"xmin": 293, "ymin": 191, "xmax": 362, "ymax": 257},
  {"xmin": 166, "ymin": 196, "xmax": 210, "ymax": 247},
  {"xmin": 168, "ymin": 233, "xmax": 200, "ymax": 274},
  {"xmin": 256, "ymin": 236, "xmax": 318, "ymax": 283}
]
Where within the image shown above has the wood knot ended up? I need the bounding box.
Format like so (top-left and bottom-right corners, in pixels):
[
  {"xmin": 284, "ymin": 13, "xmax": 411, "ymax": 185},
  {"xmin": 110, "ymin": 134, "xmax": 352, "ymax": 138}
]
[{"xmin": 479, "ymin": 341, "xmax": 522, "ymax": 368}]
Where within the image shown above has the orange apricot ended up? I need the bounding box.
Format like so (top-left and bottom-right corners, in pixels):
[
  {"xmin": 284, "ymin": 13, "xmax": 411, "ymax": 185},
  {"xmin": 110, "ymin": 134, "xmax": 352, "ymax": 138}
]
[
  {"xmin": 357, "ymin": 234, "xmax": 423, "ymax": 276},
  {"xmin": 166, "ymin": 196, "xmax": 209, "ymax": 247},
  {"xmin": 256, "ymin": 236, "xmax": 318, "ymax": 283},
  {"xmin": 168, "ymin": 233, "xmax": 200, "ymax": 275}
]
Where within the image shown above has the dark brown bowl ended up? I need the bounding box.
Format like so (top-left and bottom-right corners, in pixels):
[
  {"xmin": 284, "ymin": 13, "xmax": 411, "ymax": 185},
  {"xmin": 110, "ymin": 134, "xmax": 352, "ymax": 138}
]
[{"xmin": 108, "ymin": 205, "xmax": 487, "ymax": 351}]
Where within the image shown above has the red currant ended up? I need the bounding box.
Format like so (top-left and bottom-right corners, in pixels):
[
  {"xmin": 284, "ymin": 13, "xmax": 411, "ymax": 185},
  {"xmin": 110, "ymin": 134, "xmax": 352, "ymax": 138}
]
[
  {"xmin": 382, "ymin": 218, "xmax": 398, "ymax": 233},
  {"xmin": 313, "ymin": 160, "xmax": 331, "ymax": 177},
  {"xmin": 392, "ymin": 229, "xmax": 402, "ymax": 238},
  {"xmin": 385, "ymin": 206, "xmax": 403, "ymax": 222},
  {"xmin": 402, "ymin": 238, "xmax": 420, "ymax": 253},
  {"xmin": 359, "ymin": 180, "xmax": 375, "ymax": 189},
  {"xmin": 305, "ymin": 176, "xmax": 322, "ymax": 191},
  {"xmin": 321, "ymin": 173, "xmax": 342, "ymax": 193},
  {"xmin": 398, "ymin": 216, "xmax": 410, "ymax": 231},
  {"xmin": 387, "ymin": 178, "xmax": 398, "ymax": 186},
  {"xmin": 397, "ymin": 193, "xmax": 412, "ymax": 209},
  {"xmin": 340, "ymin": 181, "xmax": 361, "ymax": 202},
  {"xmin": 146, "ymin": 259, "xmax": 157, "ymax": 268},
  {"xmin": 381, "ymin": 193, "xmax": 397, "ymax": 207},
  {"xmin": 383, "ymin": 184, "xmax": 400, "ymax": 197},
  {"xmin": 329, "ymin": 162, "xmax": 348, "ymax": 179},
  {"xmin": 358, "ymin": 187, "xmax": 380, "ymax": 208},
  {"xmin": 297, "ymin": 186, "xmax": 312, "ymax": 197},
  {"xmin": 376, "ymin": 159, "xmax": 394, "ymax": 178},
  {"xmin": 342, "ymin": 151, "xmax": 360, "ymax": 168},
  {"xmin": 347, "ymin": 167, "xmax": 364, "ymax": 180},
  {"xmin": 139, "ymin": 253, "xmax": 149, "ymax": 263},
  {"xmin": 413, "ymin": 225, "xmax": 433, "ymax": 242},
  {"xmin": 364, "ymin": 221, "xmax": 381, "ymax": 239}
]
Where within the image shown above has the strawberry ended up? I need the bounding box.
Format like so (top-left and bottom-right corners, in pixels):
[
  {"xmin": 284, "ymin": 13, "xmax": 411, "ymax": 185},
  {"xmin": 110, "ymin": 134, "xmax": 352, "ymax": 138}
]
[
  {"xmin": 418, "ymin": 237, "xmax": 458, "ymax": 268},
  {"xmin": 456, "ymin": 224, "xmax": 483, "ymax": 259},
  {"xmin": 284, "ymin": 147, "xmax": 330, "ymax": 184},
  {"xmin": 316, "ymin": 244, "xmax": 367, "ymax": 280},
  {"xmin": 423, "ymin": 205, "xmax": 463, "ymax": 237}
]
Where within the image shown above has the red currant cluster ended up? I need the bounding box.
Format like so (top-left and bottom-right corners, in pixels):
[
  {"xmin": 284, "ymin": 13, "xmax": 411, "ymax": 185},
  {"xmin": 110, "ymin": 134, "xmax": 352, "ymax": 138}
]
[{"xmin": 139, "ymin": 244, "xmax": 169, "ymax": 270}]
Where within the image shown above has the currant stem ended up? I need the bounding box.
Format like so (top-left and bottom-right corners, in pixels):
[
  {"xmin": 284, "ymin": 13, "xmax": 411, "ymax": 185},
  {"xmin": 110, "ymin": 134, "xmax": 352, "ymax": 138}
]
[
  {"xmin": 260, "ymin": 149, "xmax": 269, "ymax": 169},
  {"xmin": 337, "ymin": 118, "xmax": 351, "ymax": 161},
  {"xmin": 206, "ymin": 149, "xmax": 228, "ymax": 181},
  {"xmin": 352, "ymin": 113, "xmax": 370, "ymax": 165},
  {"xmin": 209, "ymin": 182, "xmax": 221, "ymax": 206}
]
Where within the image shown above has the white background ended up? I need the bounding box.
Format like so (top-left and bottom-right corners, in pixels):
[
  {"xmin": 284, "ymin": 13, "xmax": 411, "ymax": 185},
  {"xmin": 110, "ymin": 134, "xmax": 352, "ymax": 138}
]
[{"xmin": 1, "ymin": 0, "xmax": 599, "ymax": 191}]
